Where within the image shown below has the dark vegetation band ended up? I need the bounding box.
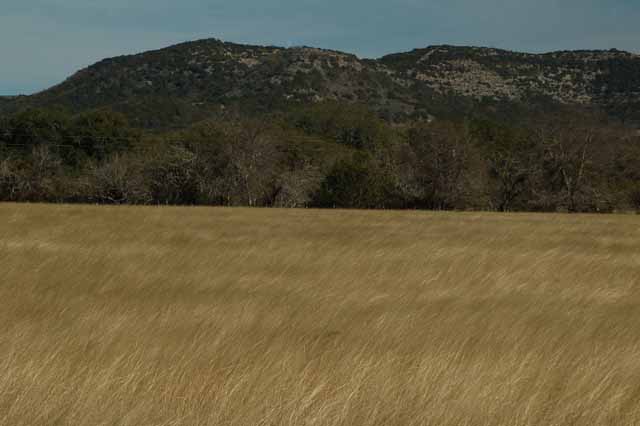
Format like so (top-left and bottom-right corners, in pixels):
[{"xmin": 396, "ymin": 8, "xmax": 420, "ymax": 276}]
[{"xmin": 1, "ymin": 102, "xmax": 639, "ymax": 213}]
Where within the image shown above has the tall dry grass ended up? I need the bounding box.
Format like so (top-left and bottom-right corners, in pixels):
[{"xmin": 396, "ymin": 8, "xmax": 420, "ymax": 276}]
[{"xmin": 1, "ymin": 203, "xmax": 639, "ymax": 425}]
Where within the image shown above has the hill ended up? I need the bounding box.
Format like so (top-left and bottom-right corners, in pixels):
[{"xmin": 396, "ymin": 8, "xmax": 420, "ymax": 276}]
[
  {"xmin": 0, "ymin": 96, "xmax": 20, "ymax": 107},
  {"xmin": 2, "ymin": 39, "xmax": 640, "ymax": 128}
]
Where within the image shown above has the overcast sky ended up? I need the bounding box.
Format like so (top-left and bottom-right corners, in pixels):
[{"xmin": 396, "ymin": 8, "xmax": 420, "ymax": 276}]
[{"xmin": 1, "ymin": 0, "xmax": 639, "ymax": 95}]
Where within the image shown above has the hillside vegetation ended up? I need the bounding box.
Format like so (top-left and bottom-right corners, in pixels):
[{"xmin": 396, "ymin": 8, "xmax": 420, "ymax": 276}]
[
  {"xmin": 2, "ymin": 39, "xmax": 640, "ymax": 127},
  {"xmin": 1, "ymin": 204, "xmax": 639, "ymax": 425}
]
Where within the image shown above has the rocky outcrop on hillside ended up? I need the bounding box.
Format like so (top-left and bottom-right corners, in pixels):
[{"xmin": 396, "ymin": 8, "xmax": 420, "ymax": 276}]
[{"xmin": 381, "ymin": 46, "xmax": 640, "ymax": 106}]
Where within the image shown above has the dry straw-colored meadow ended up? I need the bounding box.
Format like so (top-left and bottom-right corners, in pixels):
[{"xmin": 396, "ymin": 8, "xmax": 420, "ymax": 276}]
[{"xmin": 1, "ymin": 203, "xmax": 639, "ymax": 426}]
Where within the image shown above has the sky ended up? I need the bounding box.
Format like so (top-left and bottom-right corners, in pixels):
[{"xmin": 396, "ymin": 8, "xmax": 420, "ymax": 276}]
[{"xmin": 1, "ymin": 0, "xmax": 639, "ymax": 95}]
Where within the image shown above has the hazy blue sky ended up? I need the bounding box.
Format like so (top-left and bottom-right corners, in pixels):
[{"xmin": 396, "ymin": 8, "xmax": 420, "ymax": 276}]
[{"xmin": 2, "ymin": 0, "xmax": 639, "ymax": 95}]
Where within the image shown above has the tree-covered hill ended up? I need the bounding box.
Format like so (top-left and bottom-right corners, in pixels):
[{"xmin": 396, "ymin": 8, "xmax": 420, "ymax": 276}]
[{"xmin": 2, "ymin": 39, "xmax": 640, "ymax": 128}]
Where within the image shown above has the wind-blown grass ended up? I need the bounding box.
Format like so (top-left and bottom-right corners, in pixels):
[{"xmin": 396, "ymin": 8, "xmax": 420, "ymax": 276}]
[{"xmin": 1, "ymin": 203, "xmax": 639, "ymax": 425}]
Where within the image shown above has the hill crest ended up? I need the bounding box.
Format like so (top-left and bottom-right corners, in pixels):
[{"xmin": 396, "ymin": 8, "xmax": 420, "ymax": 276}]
[{"xmin": 3, "ymin": 38, "xmax": 640, "ymax": 127}]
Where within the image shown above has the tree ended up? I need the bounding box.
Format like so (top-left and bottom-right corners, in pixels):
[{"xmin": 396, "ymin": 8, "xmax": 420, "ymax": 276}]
[
  {"xmin": 144, "ymin": 143, "xmax": 200, "ymax": 205},
  {"xmin": 271, "ymin": 165, "xmax": 322, "ymax": 208},
  {"xmin": 169, "ymin": 121, "xmax": 234, "ymax": 206},
  {"xmin": 404, "ymin": 121, "xmax": 477, "ymax": 210},
  {"xmin": 162, "ymin": 117, "xmax": 283, "ymax": 207},
  {"xmin": 0, "ymin": 153, "xmax": 19, "ymax": 201},
  {"xmin": 471, "ymin": 119, "xmax": 535, "ymax": 211},
  {"xmin": 289, "ymin": 101, "xmax": 392, "ymax": 151},
  {"xmin": 16, "ymin": 145, "xmax": 64, "ymax": 202},
  {"xmin": 531, "ymin": 113, "xmax": 614, "ymax": 213},
  {"xmin": 221, "ymin": 119, "xmax": 281, "ymax": 206},
  {"xmin": 605, "ymin": 130, "xmax": 640, "ymax": 211},
  {"xmin": 3, "ymin": 108, "xmax": 71, "ymax": 152},
  {"xmin": 630, "ymin": 186, "xmax": 640, "ymax": 212},
  {"xmin": 312, "ymin": 152, "xmax": 398, "ymax": 209},
  {"xmin": 70, "ymin": 110, "xmax": 138, "ymax": 163},
  {"xmin": 86, "ymin": 154, "xmax": 151, "ymax": 204}
]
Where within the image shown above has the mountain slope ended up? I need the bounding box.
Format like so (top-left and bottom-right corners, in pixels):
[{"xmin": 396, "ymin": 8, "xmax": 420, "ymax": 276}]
[
  {"xmin": 2, "ymin": 39, "xmax": 640, "ymax": 128},
  {"xmin": 381, "ymin": 46, "xmax": 640, "ymax": 120}
]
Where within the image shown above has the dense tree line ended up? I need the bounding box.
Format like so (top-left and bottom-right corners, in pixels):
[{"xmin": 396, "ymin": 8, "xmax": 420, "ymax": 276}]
[{"xmin": 1, "ymin": 103, "xmax": 639, "ymax": 212}]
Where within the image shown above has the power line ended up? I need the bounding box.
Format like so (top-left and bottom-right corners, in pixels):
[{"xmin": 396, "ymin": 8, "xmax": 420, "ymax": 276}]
[
  {"xmin": 1, "ymin": 131, "xmax": 334, "ymax": 147},
  {"xmin": 1, "ymin": 133, "xmax": 147, "ymax": 142}
]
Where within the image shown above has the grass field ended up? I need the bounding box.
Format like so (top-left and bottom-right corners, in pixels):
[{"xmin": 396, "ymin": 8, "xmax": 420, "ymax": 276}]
[{"xmin": 1, "ymin": 203, "xmax": 639, "ymax": 425}]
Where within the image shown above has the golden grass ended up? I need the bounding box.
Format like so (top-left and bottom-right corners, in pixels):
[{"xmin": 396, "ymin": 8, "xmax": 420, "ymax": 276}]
[{"xmin": 1, "ymin": 203, "xmax": 639, "ymax": 426}]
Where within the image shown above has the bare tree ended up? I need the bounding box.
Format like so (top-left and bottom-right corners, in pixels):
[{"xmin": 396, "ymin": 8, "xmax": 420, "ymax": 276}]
[
  {"xmin": 406, "ymin": 121, "xmax": 476, "ymax": 210},
  {"xmin": 146, "ymin": 143, "xmax": 200, "ymax": 205},
  {"xmin": 272, "ymin": 162, "xmax": 322, "ymax": 208},
  {"xmin": 222, "ymin": 119, "xmax": 281, "ymax": 207},
  {"xmin": 87, "ymin": 155, "xmax": 152, "ymax": 204},
  {"xmin": 533, "ymin": 115, "xmax": 605, "ymax": 212},
  {"xmin": 0, "ymin": 154, "xmax": 19, "ymax": 201},
  {"xmin": 20, "ymin": 145, "xmax": 63, "ymax": 201}
]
